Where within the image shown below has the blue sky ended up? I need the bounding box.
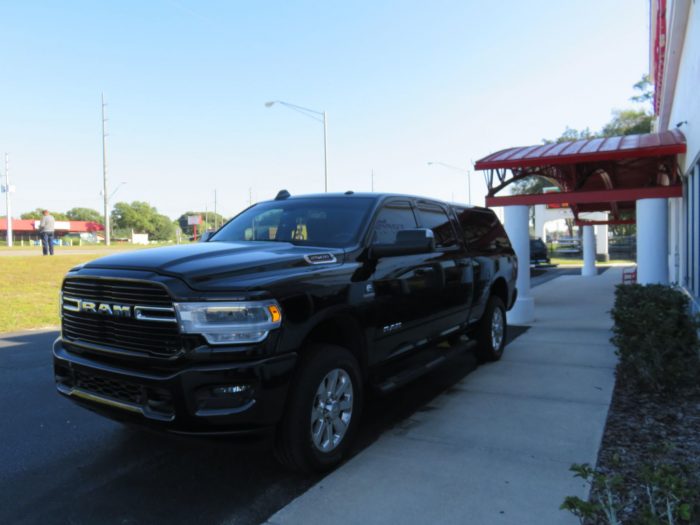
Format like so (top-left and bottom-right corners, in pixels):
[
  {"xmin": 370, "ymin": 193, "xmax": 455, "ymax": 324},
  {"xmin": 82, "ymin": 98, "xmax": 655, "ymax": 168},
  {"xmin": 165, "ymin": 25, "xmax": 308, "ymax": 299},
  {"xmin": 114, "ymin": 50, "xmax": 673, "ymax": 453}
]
[{"xmin": 0, "ymin": 0, "xmax": 649, "ymax": 220}]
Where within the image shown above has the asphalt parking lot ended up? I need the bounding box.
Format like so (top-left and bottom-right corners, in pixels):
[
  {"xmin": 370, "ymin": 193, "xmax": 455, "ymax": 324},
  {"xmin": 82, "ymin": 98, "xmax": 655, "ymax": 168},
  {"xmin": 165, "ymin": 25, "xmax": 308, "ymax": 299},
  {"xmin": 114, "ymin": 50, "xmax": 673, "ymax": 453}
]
[{"xmin": 0, "ymin": 268, "xmax": 583, "ymax": 525}]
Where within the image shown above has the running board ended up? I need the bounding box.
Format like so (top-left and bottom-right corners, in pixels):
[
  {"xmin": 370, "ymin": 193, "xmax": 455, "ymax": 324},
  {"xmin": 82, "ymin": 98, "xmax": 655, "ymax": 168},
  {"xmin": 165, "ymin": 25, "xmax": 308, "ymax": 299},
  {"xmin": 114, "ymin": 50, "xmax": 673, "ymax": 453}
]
[{"xmin": 376, "ymin": 339, "xmax": 477, "ymax": 394}]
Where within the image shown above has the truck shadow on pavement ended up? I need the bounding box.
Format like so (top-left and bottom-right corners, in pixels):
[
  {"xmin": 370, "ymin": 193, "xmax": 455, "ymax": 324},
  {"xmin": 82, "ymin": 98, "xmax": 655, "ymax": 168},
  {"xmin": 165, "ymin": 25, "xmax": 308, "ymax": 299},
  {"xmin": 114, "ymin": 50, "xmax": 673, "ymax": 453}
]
[{"xmin": 0, "ymin": 327, "xmax": 526, "ymax": 525}]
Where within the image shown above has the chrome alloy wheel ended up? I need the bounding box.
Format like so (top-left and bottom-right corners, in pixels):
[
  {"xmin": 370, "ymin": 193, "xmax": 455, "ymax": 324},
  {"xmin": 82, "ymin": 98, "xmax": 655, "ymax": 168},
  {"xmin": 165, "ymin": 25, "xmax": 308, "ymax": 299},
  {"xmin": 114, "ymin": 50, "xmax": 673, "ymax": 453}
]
[
  {"xmin": 310, "ymin": 368, "xmax": 354, "ymax": 453},
  {"xmin": 491, "ymin": 307, "xmax": 504, "ymax": 351}
]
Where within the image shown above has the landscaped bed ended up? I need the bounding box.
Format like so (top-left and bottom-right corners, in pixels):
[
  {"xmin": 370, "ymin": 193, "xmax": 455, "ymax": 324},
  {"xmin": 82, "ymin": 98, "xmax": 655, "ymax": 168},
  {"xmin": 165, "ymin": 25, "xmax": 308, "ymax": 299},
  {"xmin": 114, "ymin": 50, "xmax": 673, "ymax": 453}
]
[
  {"xmin": 590, "ymin": 376, "xmax": 700, "ymax": 523},
  {"xmin": 562, "ymin": 284, "xmax": 700, "ymax": 524}
]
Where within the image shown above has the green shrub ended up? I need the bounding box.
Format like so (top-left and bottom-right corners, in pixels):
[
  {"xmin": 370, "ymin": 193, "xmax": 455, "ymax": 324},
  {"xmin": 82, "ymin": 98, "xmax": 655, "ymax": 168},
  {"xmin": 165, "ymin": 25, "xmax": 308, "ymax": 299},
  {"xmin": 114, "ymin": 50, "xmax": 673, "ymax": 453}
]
[{"xmin": 611, "ymin": 284, "xmax": 700, "ymax": 393}]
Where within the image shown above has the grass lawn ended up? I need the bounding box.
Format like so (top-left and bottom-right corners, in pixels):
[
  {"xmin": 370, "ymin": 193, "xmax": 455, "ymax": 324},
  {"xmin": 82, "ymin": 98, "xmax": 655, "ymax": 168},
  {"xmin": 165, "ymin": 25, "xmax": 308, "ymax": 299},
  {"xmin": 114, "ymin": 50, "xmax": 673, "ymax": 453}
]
[
  {"xmin": 0, "ymin": 254, "xmax": 105, "ymax": 333},
  {"xmin": 549, "ymin": 257, "xmax": 636, "ymax": 266}
]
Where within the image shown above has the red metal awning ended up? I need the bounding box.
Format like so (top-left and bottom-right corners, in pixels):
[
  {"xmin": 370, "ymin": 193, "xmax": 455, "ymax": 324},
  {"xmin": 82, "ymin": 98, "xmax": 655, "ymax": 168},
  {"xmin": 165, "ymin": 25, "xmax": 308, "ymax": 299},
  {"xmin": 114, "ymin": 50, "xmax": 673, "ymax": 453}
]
[
  {"xmin": 475, "ymin": 129, "xmax": 685, "ymax": 170},
  {"xmin": 473, "ymin": 130, "xmax": 686, "ymax": 223}
]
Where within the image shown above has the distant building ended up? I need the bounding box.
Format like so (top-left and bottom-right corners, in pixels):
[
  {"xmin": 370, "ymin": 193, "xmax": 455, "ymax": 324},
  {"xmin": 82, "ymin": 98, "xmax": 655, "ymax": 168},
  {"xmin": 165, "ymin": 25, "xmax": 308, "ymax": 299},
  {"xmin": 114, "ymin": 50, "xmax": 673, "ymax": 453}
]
[{"xmin": 0, "ymin": 218, "xmax": 105, "ymax": 242}]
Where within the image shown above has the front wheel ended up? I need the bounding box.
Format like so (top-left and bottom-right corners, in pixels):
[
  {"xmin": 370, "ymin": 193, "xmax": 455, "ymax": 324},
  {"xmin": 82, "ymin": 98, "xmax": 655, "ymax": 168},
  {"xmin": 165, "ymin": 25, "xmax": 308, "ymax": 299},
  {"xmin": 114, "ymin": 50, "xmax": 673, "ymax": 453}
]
[
  {"xmin": 475, "ymin": 296, "xmax": 507, "ymax": 362},
  {"xmin": 274, "ymin": 344, "xmax": 363, "ymax": 473}
]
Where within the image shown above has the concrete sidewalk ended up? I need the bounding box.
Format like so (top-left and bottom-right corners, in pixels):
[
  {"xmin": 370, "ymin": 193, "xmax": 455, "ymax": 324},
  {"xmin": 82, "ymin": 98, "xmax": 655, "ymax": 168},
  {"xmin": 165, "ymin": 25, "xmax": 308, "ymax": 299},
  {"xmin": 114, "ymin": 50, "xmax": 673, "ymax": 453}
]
[{"xmin": 265, "ymin": 268, "xmax": 621, "ymax": 525}]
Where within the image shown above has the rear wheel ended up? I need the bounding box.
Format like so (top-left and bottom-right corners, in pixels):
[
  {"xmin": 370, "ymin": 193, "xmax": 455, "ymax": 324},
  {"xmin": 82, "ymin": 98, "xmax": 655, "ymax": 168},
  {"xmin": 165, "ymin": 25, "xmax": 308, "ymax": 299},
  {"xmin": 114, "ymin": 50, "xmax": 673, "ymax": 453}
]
[
  {"xmin": 475, "ymin": 296, "xmax": 507, "ymax": 362},
  {"xmin": 274, "ymin": 344, "xmax": 363, "ymax": 473}
]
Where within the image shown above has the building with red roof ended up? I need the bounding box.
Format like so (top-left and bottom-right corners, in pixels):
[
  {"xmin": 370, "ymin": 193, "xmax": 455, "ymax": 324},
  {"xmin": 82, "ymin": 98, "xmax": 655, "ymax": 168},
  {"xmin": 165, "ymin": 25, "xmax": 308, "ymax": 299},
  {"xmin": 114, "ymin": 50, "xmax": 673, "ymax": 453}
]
[{"xmin": 0, "ymin": 218, "xmax": 104, "ymax": 242}]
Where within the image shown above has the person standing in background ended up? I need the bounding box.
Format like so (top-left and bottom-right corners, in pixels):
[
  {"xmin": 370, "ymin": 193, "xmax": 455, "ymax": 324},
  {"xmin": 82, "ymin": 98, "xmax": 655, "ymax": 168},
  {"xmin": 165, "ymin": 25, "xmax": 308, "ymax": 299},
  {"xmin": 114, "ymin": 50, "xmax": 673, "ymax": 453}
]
[{"xmin": 39, "ymin": 209, "xmax": 55, "ymax": 256}]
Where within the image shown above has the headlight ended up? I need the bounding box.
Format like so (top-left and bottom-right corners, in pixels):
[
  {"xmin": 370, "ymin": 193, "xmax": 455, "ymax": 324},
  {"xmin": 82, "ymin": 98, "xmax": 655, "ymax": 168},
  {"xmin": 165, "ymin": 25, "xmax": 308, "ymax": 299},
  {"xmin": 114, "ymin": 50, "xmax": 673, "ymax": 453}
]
[{"xmin": 173, "ymin": 300, "xmax": 282, "ymax": 345}]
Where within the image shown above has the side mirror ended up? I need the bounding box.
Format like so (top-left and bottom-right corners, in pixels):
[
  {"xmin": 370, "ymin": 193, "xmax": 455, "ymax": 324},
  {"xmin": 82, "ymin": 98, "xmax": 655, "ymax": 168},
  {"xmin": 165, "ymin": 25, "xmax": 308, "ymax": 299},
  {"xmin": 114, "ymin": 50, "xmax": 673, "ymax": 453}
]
[
  {"xmin": 370, "ymin": 228, "xmax": 435, "ymax": 258},
  {"xmin": 199, "ymin": 231, "xmax": 214, "ymax": 242}
]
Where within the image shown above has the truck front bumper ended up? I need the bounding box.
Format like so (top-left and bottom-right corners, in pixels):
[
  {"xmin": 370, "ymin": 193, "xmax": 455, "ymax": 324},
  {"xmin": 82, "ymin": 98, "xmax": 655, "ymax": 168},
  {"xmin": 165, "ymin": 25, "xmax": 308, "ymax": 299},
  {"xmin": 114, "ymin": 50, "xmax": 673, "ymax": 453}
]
[{"xmin": 53, "ymin": 338, "xmax": 297, "ymax": 436}]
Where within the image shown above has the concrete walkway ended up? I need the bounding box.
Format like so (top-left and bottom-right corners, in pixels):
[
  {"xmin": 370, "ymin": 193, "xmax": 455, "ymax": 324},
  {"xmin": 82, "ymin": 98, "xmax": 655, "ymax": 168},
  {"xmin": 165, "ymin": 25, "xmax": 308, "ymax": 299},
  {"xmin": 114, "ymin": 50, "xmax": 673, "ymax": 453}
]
[{"xmin": 265, "ymin": 268, "xmax": 621, "ymax": 525}]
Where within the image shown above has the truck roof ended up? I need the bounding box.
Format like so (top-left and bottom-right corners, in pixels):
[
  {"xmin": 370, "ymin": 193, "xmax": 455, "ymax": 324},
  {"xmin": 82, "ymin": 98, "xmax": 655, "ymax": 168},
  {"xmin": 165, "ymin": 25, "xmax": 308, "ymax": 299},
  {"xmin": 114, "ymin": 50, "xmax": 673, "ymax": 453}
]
[{"xmin": 267, "ymin": 191, "xmax": 486, "ymax": 211}]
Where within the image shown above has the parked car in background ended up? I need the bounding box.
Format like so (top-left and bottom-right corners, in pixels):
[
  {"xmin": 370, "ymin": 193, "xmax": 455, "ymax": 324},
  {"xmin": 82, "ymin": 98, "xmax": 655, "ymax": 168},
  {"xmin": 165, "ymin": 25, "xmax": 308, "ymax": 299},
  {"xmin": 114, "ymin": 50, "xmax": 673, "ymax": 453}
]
[{"xmin": 530, "ymin": 237, "xmax": 550, "ymax": 265}]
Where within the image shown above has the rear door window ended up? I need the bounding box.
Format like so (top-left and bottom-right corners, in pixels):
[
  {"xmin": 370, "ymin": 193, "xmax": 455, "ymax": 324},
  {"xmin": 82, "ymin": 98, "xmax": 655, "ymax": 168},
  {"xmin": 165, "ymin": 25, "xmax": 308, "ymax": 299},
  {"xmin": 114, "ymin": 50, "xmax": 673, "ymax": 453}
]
[{"xmin": 416, "ymin": 202, "xmax": 458, "ymax": 248}]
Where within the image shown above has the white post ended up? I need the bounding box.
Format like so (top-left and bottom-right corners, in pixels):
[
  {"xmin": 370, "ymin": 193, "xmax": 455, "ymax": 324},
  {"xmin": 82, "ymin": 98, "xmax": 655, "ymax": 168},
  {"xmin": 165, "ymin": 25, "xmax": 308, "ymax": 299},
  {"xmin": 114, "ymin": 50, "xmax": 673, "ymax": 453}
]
[
  {"xmin": 636, "ymin": 198, "xmax": 669, "ymax": 284},
  {"xmin": 504, "ymin": 205, "xmax": 534, "ymax": 324},
  {"xmin": 4, "ymin": 154, "xmax": 12, "ymax": 247},
  {"xmin": 595, "ymin": 223, "xmax": 609, "ymax": 262},
  {"xmin": 581, "ymin": 225, "xmax": 596, "ymax": 276},
  {"xmin": 533, "ymin": 204, "xmax": 546, "ymax": 242}
]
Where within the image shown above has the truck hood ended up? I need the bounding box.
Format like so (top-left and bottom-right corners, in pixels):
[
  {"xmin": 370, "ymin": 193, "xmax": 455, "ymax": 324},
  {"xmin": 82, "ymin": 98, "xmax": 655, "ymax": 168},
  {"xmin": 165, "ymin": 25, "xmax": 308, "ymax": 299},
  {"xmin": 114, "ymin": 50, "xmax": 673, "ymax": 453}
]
[{"xmin": 83, "ymin": 241, "xmax": 346, "ymax": 290}]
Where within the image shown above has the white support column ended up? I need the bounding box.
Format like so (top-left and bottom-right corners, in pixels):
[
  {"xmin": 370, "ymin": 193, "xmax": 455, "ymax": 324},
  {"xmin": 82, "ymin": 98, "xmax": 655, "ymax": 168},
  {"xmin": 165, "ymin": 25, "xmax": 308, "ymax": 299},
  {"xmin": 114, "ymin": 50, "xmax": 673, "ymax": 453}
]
[
  {"xmin": 533, "ymin": 204, "xmax": 546, "ymax": 242},
  {"xmin": 595, "ymin": 223, "xmax": 609, "ymax": 262},
  {"xmin": 636, "ymin": 198, "xmax": 669, "ymax": 285},
  {"xmin": 582, "ymin": 225, "xmax": 596, "ymax": 276},
  {"xmin": 504, "ymin": 205, "xmax": 534, "ymax": 324}
]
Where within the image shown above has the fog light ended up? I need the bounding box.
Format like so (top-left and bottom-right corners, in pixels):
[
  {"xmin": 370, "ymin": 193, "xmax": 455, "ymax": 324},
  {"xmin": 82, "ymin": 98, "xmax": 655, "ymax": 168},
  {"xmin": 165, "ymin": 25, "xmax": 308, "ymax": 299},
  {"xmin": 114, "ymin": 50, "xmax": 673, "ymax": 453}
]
[{"xmin": 212, "ymin": 385, "xmax": 250, "ymax": 396}]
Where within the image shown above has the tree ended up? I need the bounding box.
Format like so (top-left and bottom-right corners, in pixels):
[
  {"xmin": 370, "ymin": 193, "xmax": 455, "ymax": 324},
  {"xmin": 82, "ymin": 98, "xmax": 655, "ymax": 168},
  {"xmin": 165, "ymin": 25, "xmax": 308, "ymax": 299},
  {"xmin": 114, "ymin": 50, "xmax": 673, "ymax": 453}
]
[
  {"xmin": 542, "ymin": 126, "xmax": 597, "ymax": 145},
  {"xmin": 20, "ymin": 208, "xmax": 69, "ymax": 220},
  {"xmin": 111, "ymin": 201, "xmax": 176, "ymax": 241},
  {"xmin": 630, "ymin": 74, "xmax": 653, "ymax": 105},
  {"xmin": 177, "ymin": 211, "xmax": 227, "ymax": 236},
  {"xmin": 601, "ymin": 109, "xmax": 652, "ymax": 137},
  {"xmin": 66, "ymin": 207, "xmax": 104, "ymax": 224}
]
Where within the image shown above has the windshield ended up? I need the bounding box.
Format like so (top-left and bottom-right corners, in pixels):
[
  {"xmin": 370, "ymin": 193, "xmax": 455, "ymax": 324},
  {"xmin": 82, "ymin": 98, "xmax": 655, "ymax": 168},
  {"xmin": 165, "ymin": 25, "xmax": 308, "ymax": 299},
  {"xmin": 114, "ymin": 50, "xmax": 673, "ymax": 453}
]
[{"xmin": 211, "ymin": 197, "xmax": 376, "ymax": 247}]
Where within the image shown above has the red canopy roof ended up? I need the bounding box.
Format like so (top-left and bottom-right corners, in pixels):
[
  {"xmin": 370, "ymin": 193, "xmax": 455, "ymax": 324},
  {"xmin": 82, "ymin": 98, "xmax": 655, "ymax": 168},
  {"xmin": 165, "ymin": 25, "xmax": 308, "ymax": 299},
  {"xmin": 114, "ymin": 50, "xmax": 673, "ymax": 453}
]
[
  {"xmin": 475, "ymin": 129, "xmax": 686, "ymax": 170},
  {"xmin": 473, "ymin": 130, "xmax": 686, "ymax": 222}
]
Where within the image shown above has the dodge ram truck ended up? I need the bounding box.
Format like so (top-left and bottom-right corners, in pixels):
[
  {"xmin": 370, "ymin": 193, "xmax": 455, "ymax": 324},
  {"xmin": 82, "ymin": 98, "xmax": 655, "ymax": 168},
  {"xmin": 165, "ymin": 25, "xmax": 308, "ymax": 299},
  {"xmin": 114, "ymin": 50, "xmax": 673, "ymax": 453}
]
[{"xmin": 54, "ymin": 191, "xmax": 517, "ymax": 472}]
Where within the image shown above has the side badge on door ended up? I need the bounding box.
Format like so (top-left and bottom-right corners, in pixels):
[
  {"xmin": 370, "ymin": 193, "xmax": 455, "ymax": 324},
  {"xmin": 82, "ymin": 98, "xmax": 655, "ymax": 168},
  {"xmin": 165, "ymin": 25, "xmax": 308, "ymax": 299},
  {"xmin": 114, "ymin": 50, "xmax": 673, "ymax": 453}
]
[{"xmin": 382, "ymin": 322, "xmax": 402, "ymax": 334}]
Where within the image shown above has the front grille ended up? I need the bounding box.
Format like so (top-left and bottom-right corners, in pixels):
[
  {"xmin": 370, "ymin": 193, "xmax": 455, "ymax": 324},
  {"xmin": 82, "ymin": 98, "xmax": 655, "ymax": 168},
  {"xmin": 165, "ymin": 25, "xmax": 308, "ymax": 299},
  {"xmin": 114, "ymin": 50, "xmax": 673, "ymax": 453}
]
[
  {"xmin": 61, "ymin": 277, "xmax": 183, "ymax": 357},
  {"xmin": 62, "ymin": 278, "xmax": 172, "ymax": 307}
]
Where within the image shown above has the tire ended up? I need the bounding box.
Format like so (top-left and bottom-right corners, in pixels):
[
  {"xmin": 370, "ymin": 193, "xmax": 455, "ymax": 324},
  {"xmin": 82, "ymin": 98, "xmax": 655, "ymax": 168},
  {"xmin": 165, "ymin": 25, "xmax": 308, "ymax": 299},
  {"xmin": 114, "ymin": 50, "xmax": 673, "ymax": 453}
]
[
  {"xmin": 274, "ymin": 344, "xmax": 363, "ymax": 473},
  {"xmin": 475, "ymin": 296, "xmax": 507, "ymax": 362}
]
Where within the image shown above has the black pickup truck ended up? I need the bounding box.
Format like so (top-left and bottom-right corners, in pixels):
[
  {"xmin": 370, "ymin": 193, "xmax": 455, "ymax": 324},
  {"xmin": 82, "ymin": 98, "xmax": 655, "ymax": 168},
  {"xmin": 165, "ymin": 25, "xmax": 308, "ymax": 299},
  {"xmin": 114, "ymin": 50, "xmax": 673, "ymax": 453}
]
[{"xmin": 53, "ymin": 192, "xmax": 517, "ymax": 472}]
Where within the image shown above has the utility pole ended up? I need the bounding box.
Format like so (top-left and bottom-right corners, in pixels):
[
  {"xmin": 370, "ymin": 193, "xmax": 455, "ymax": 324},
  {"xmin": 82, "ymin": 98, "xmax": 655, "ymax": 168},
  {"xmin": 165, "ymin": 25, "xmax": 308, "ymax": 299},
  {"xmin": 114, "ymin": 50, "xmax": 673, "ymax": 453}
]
[
  {"xmin": 3, "ymin": 154, "xmax": 12, "ymax": 247},
  {"xmin": 371, "ymin": 169, "xmax": 374, "ymax": 192},
  {"xmin": 322, "ymin": 111, "xmax": 328, "ymax": 192},
  {"xmin": 213, "ymin": 189, "xmax": 217, "ymax": 229},
  {"xmin": 101, "ymin": 93, "xmax": 111, "ymax": 245},
  {"xmin": 248, "ymin": 187, "xmax": 252, "ymax": 206}
]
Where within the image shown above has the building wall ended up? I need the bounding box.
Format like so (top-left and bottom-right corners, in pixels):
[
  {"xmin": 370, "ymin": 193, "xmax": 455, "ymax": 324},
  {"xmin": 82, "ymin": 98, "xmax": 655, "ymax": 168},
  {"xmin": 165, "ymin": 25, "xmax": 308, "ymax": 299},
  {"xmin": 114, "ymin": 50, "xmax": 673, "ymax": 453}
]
[
  {"xmin": 667, "ymin": 2, "xmax": 700, "ymax": 174},
  {"xmin": 657, "ymin": 1, "xmax": 699, "ymax": 307}
]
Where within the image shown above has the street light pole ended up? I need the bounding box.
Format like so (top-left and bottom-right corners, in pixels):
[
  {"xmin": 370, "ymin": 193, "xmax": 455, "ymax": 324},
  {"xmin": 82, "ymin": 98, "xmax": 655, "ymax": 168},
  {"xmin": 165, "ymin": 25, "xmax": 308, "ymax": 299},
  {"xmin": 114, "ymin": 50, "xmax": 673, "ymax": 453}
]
[
  {"xmin": 101, "ymin": 93, "xmax": 110, "ymax": 245},
  {"xmin": 266, "ymin": 100, "xmax": 328, "ymax": 192},
  {"xmin": 427, "ymin": 161, "xmax": 472, "ymax": 205},
  {"xmin": 322, "ymin": 111, "xmax": 328, "ymax": 193}
]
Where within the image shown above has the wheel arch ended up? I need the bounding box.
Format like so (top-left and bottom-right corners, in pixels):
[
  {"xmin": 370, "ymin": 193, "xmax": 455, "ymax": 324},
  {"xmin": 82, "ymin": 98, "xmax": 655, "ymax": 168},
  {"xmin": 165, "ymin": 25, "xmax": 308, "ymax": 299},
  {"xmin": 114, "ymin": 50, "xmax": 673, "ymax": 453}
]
[
  {"xmin": 490, "ymin": 276, "xmax": 509, "ymax": 308},
  {"xmin": 300, "ymin": 314, "xmax": 369, "ymax": 380}
]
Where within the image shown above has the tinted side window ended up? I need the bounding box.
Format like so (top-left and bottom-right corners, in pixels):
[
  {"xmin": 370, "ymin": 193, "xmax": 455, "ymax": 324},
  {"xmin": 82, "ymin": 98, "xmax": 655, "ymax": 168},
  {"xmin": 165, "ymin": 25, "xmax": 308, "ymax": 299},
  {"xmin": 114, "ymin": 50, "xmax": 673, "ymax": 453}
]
[
  {"xmin": 416, "ymin": 203, "xmax": 458, "ymax": 248},
  {"xmin": 458, "ymin": 209, "xmax": 512, "ymax": 254},
  {"xmin": 371, "ymin": 201, "xmax": 418, "ymax": 244}
]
